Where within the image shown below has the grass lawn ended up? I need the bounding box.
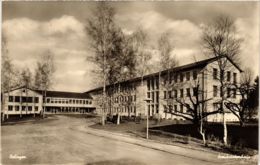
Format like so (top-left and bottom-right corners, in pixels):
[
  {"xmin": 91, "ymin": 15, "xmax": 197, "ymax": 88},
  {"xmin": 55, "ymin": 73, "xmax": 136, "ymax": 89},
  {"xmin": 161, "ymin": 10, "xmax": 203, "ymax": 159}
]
[
  {"xmin": 151, "ymin": 122, "xmax": 258, "ymax": 149},
  {"xmin": 90, "ymin": 118, "xmax": 258, "ymax": 156}
]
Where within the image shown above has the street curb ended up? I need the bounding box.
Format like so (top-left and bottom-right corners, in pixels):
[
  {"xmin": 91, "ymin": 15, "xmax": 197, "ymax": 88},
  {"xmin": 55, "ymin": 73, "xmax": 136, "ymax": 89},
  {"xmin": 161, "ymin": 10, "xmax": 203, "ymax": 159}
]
[{"xmin": 75, "ymin": 126, "xmax": 225, "ymax": 164}]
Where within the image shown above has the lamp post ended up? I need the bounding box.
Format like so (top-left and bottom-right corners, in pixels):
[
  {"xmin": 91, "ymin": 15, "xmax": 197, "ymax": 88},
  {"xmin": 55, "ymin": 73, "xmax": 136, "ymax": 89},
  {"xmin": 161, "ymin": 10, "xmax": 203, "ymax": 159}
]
[{"xmin": 144, "ymin": 98, "xmax": 152, "ymax": 139}]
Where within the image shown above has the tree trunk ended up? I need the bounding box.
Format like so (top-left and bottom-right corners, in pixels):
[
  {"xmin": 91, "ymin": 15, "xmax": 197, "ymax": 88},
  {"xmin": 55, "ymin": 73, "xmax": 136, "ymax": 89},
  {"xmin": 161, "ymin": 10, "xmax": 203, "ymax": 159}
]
[
  {"xmin": 199, "ymin": 120, "xmax": 206, "ymax": 145},
  {"xmin": 223, "ymin": 111, "xmax": 227, "ymax": 145},
  {"xmin": 117, "ymin": 113, "xmax": 120, "ymax": 125}
]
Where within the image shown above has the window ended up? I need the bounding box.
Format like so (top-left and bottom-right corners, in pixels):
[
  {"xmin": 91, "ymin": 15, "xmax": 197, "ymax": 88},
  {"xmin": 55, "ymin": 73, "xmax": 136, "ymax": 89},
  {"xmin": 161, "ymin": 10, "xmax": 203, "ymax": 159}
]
[
  {"xmin": 15, "ymin": 96, "xmax": 20, "ymax": 102},
  {"xmin": 233, "ymin": 73, "xmax": 237, "ymax": 84},
  {"xmin": 227, "ymin": 88, "xmax": 231, "ymax": 98},
  {"xmin": 213, "ymin": 68, "xmax": 218, "ymax": 79},
  {"xmin": 186, "ymin": 88, "xmax": 190, "ymax": 97},
  {"xmin": 220, "ymin": 70, "xmax": 224, "ymax": 80},
  {"xmin": 156, "ymin": 91, "xmax": 159, "ymax": 103},
  {"xmin": 174, "ymin": 105, "xmax": 177, "ymax": 112},
  {"xmin": 227, "ymin": 71, "xmax": 231, "ymax": 81},
  {"xmin": 186, "ymin": 72, "xmax": 190, "ymax": 81},
  {"xmin": 174, "ymin": 90, "xmax": 178, "ymax": 98},
  {"xmin": 9, "ymin": 96, "xmax": 13, "ymax": 102},
  {"xmin": 15, "ymin": 106, "xmax": 19, "ymax": 111},
  {"xmin": 22, "ymin": 106, "xmax": 26, "ymax": 111},
  {"xmin": 213, "ymin": 103, "xmax": 220, "ymax": 111},
  {"xmin": 232, "ymin": 89, "xmax": 236, "ymax": 98},
  {"xmin": 180, "ymin": 105, "xmax": 183, "ymax": 113},
  {"xmin": 8, "ymin": 105, "xmax": 13, "ymax": 111},
  {"xmin": 147, "ymin": 79, "xmax": 150, "ymax": 90},
  {"xmin": 156, "ymin": 78, "xmax": 159, "ymax": 89},
  {"xmin": 47, "ymin": 98, "xmax": 50, "ymax": 103},
  {"xmin": 169, "ymin": 105, "xmax": 173, "ymax": 113},
  {"xmin": 22, "ymin": 97, "xmax": 27, "ymax": 102},
  {"xmin": 168, "ymin": 91, "xmax": 172, "ymax": 98},
  {"xmin": 35, "ymin": 106, "xmax": 38, "ymax": 111},
  {"xmin": 147, "ymin": 92, "xmax": 150, "ymax": 98},
  {"xmin": 164, "ymin": 91, "xmax": 166, "ymax": 99},
  {"xmin": 180, "ymin": 73, "xmax": 184, "ymax": 82},
  {"xmin": 28, "ymin": 106, "xmax": 32, "ymax": 111},
  {"xmin": 174, "ymin": 75, "xmax": 178, "ymax": 83},
  {"xmin": 156, "ymin": 105, "xmax": 159, "ymax": 113},
  {"xmin": 151, "ymin": 79, "xmax": 154, "ymax": 90},
  {"xmin": 180, "ymin": 89, "xmax": 183, "ymax": 98},
  {"xmin": 27, "ymin": 97, "xmax": 33, "ymax": 103},
  {"xmin": 213, "ymin": 86, "xmax": 218, "ymax": 97},
  {"xmin": 193, "ymin": 71, "xmax": 197, "ymax": 80},
  {"xmin": 151, "ymin": 92, "xmax": 154, "ymax": 102},
  {"xmin": 34, "ymin": 97, "xmax": 39, "ymax": 103},
  {"xmin": 193, "ymin": 87, "xmax": 198, "ymax": 96}
]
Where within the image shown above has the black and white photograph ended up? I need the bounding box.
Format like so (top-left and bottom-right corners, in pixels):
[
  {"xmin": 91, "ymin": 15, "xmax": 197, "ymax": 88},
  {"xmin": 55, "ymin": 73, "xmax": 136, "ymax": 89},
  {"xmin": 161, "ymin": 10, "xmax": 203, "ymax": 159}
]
[{"xmin": 1, "ymin": 1, "xmax": 259, "ymax": 165}]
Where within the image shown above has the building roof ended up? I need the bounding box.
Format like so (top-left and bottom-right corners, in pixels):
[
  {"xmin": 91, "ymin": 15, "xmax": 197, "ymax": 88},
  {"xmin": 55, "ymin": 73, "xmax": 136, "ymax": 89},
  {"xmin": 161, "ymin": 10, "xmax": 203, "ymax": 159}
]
[
  {"xmin": 3, "ymin": 86, "xmax": 92, "ymax": 99},
  {"xmin": 85, "ymin": 56, "xmax": 243, "ymax": 93},
  {"xmin": 35, "ymin": 90, "xmax": 92, "ymax": 99}
]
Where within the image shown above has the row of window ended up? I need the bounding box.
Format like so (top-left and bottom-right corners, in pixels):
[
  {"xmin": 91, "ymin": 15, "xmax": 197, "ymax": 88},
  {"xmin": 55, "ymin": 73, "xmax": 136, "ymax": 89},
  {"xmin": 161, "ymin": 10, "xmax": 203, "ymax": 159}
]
[
  {"xmin": 147, "ymin": 91, "xmax": 159, "ymax": 103},
  {"xmin": 213, "ymin": 68, "xmax": 237, "ymax": 83},
  {"xmin": 112, "ymin": 106, "xmax": 136, "ymax": 113},
  {"xmin": 147, "ymin": 104, "xmax": 159, "ymax": 114},
  {"xmin": 114, "ymin": 95, "xmax": 136, "ymax": 103},
  {"xmin": 164, "ymin": 104, "xmax": 185, "ymax": 113},
  {"xmin": 8, "ymin": 105, "xmax": 38, "ymax": 111},
  {"xmin": 147, "ymin": 71, "xmax": 198, "ymax": 91},
  {"xmin": 166, "ymin": 70, "xmax": 198, "ymax": 85},
  {"xmin": 213, "ymin": 86, "xmax": 236, "ymax": 98},
  {"xmin": 163, "ymin": 87, "xmax": 198, "ymax": 99},
  {"xmin": 111, "ymin": 84, "xmax": 136, "ymax": 94},
  {"xmin": 46, "ymin": 98, "xmax": 92, "ymax": 105},
  {"xmin": 9, "ymin": 96, "xmax": 39, "ymax": 103},
  {"xmin": 147, "ymin": 78, "xmax": 159, "ymax": 91}
]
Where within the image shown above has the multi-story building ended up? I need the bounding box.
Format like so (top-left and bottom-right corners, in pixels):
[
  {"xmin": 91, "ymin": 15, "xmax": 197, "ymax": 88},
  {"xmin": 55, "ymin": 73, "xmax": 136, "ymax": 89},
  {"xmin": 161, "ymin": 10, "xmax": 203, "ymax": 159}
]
[
  {"xmin": 1, "ymin": 56, "xmax": 242, "ymax": 122},
  {"xmin": 86, "ymin": 56, "xmax": 242, "ymax": 122},
  {"xmin": 1, "ymin": 86, "xmax": 94, "ymax": 118}
]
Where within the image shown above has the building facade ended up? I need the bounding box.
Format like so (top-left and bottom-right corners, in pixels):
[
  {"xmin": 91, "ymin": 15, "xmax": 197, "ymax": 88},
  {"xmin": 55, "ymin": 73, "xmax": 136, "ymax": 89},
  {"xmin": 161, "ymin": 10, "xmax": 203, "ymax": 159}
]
[
  {"xmin": 86, "ymin": 56, "xmax": 242, "ymax": 122},
  {"xmin": 1, "ymin": 87, "xmax": 94, "ymax": 118}
]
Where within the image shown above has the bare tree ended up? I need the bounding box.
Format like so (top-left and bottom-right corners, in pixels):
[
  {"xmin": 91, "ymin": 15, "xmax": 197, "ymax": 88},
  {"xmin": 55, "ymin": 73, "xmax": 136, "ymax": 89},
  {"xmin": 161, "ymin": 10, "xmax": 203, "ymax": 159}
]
[
  {"xmin": 1, "ymin": 33, "xmax": 16, "ymax": 121},
  {"xmin": 129, "ymin": 28, "xmax": 151, "ymax": 117},
  {"xmin": 86, "ymin": 2, "xmax": 126, "ymax": 125},
  {"xmin": 158, "ymin": 32, "xmax": 178, "ymax": 119},
  {"xmin": 19, "ymin": 67, "xmax": 33, "ymax": 115},
  {"xmin": 224, "ymin": 68, "xmax": 254, "ymax": 126},
  {"xmin": 164, "ymin": 78, "xmax": 219, "ymax": 145},
  {"xmin": 34, "ymin": 50, "xmax": 55, "ymax": 118},
  {"xmin": 202, "ymin": 15, "xmax": 242, "ymax": 145}
]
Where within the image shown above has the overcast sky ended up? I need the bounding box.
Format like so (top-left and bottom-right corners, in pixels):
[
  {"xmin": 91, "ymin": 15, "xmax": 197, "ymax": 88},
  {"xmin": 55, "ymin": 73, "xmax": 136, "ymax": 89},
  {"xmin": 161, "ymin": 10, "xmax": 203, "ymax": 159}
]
[{"xmin": 2, "ymin": 1, "xmax": 259, "ymax": 92}]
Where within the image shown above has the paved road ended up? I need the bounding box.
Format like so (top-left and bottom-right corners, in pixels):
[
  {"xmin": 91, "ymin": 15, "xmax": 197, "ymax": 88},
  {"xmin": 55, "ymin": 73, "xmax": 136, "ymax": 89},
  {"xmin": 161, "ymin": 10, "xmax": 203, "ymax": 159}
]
[{"xmin": 1, "ymin": 115, "xmax": 256, "ymax": 165}]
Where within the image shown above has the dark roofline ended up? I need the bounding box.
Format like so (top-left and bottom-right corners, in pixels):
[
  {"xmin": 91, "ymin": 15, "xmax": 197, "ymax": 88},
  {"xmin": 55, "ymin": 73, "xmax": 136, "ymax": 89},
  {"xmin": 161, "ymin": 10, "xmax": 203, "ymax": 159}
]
[
  {"xmin": 3, "ymin": 86, "xmax": 92, "ymax": 99},
  {"xmin": 85, "ymin": 56, "xmax": 243, "ymax": 93},
  {"xmin": 35, "ymin": 90, "xmax": 93, "ymax": 99}
]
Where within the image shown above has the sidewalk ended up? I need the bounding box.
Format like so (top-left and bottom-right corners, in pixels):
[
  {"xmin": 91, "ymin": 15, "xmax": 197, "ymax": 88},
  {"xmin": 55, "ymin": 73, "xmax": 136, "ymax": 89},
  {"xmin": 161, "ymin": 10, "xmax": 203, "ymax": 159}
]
[{"xmin": 74, "ymin": 125, "xmax": 257, "ymax": 165}]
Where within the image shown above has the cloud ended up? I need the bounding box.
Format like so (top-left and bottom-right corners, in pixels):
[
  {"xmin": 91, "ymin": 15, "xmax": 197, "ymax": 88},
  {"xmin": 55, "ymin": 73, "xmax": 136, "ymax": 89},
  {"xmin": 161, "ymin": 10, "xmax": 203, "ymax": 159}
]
[
  {"xmin": 235, "ymin": 16, "xmax": 259, "ymax": 76},
  {"xmin": 3, "ymin": 9, "xmax": 259, "ymax": 92},
  {"xmin": 3, "ymin": 15, "xmax": 94, "ymax": 92},
  {"xmin": 116, "ymin": 11, "xmax": 203, "ymax": 65}
]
